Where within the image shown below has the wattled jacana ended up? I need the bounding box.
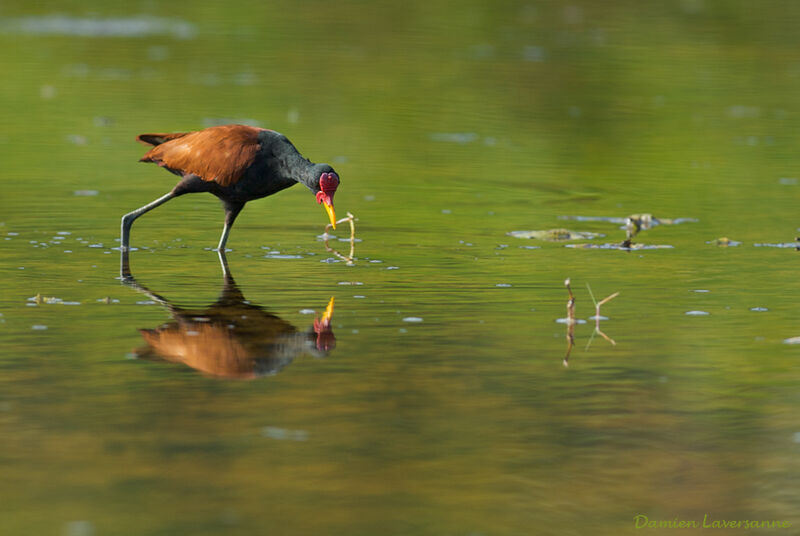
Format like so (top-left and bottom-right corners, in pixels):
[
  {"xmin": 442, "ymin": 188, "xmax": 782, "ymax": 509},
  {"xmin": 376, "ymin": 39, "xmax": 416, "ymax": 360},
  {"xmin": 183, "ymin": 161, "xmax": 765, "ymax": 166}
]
[{"xmin": 121, "ymin": 124, "xmax": 340, "ymax": 251}]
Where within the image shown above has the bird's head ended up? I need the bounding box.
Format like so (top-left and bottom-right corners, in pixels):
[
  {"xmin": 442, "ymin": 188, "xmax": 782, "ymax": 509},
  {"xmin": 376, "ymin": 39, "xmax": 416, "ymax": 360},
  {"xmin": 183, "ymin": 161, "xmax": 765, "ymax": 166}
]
[{"xmin": 314, "ymin": 168, "xmax": 339, "ymax": 229}]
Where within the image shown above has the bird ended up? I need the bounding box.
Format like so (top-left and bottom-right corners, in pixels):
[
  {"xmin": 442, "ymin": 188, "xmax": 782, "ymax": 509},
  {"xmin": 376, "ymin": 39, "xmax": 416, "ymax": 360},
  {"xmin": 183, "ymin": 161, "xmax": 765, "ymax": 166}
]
[{"xmin": 121, "ymin": 124, "xmax": 340, "ymax": 251}]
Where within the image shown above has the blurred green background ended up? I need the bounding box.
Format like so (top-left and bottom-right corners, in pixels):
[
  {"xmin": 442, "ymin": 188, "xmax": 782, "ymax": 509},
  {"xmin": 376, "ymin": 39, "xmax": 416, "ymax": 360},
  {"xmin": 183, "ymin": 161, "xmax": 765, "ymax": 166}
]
[{"xmin": 1, "ymin": 1, "xmax": 800, "ymax": 535}]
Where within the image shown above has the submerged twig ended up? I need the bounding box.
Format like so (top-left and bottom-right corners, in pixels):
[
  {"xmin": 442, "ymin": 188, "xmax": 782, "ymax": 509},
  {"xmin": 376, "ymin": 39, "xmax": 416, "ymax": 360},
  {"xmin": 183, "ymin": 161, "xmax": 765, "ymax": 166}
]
[{"xmin": 323, "ymin": 212, "xmax": 357, "ymax": 265}]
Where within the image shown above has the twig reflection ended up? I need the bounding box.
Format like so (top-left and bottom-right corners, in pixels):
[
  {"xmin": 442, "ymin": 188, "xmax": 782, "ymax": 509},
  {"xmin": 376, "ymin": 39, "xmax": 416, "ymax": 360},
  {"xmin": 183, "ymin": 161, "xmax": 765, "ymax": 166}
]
[{"xmin": 563, "ymin": 279, "xmax": 575, "ymax": 368}]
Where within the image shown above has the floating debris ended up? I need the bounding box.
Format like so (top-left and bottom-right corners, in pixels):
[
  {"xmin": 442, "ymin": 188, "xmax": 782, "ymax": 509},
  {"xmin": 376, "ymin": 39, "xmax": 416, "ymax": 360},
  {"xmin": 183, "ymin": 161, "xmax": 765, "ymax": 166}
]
[
  {"xmin": 495, "ymin": 283, "xmax": 512, "ymax": 288},
  {"xmin": 560, "ymin": 213, "xmax": 696, "ymax": 246},
  {"xmin": 750, "ymin": 307, "xmax": 768, "ymax": 312},
  {"xmin": 566, "ymin": 243, "xmax": 673, "ymax": 250},
  {"xmin": 40, "ymin": 85, "xmax": 57, "ymax": 99},
  {"xmin": 31, "ymin": 325, "xmax": 48, "ymax": 330},
  {"xmin": 685, "ymin": 310, "xmax": 710, "ymax": 316},
  {"xmin": 29, "ymin": 294, "xmax": 62, "ymax": 305},
  {"xmin": 754, "ymin": 242, "xmax": 799, "ymax": 249},
  {"xmin": 783, "ymin": 337, "xmax": 800, "ymax": 345},
  {"xmin": 708, "ymin": 237, "xmax": 741, "ymax": 247},
  {"xmin": 63, "ymin": 520, "xmax": 95, "ymax": 536},
  {"xmin": 73, "ymin": 190, "xmax": 99, "ymax": 196},
  {"xmin": 93, "ymin": 115, "xmax": 115, "ymax": 127},
  {"xmin": 556, "ymin": 317, "xmax": 587, "ymax": 324},
  {"xmin": 402, "ymin": 317, "xmax": 424, "ymax": 323},
  {"xmin": 264, "ymin": 254, "xmax": 303, "ymax": 259},
  {"xmin": 203, "ymin": 117, "xmax": 262, "ymax": 128},
  {"xmin": 507, "ymin": 229, "xmax": 602, "ymax": 241},
  {"xmin": 0, "ymin": 15, "xmax": 197, "ymax": 39},
  {"xmin": 560, "ymin": 214, "xmax": 698, "ymax": 226},
  {"xmin": 692, "ymin": 289, "xmax": 710, "ymax": 293},
  {"xmin": 261, "ymin": 426, "xmax": 308, "ymax": 441},
  {"xmin": 523, "ymin": 45, "xmax": 547, "ymax": 62},
  {"xmin": 429, "ymin": 132, "xmax": 479, "ymax": 144},
  {"xmin": 66, "ymin": 134, "xmax": 88, "ymax": 146},
  {"xmin": 728, "ymin": 105, "xmax": 761, "ymax": 119}
]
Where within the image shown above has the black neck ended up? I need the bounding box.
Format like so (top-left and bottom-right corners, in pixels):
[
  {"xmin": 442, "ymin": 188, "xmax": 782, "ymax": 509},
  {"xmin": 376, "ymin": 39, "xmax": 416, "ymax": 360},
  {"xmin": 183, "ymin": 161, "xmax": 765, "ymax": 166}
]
[{"xmin": 260, "ymin": 130, "xmax": 321, "ymax": 189}]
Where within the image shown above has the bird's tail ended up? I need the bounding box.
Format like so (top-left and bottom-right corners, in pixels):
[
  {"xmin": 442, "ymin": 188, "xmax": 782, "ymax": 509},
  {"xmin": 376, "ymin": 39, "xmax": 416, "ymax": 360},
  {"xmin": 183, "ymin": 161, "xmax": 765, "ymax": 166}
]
[{"xmin": 136, "ymin": 132, "xmax": 189, "ymax": 146}]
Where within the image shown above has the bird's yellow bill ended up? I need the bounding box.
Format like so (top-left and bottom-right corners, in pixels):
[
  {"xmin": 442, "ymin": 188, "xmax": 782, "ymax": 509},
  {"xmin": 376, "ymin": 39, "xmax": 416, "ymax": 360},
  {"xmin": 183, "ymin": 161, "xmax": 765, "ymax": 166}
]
[{"xmin": 324, "ymin": 202, "xmax": 337, "ymax": 229}]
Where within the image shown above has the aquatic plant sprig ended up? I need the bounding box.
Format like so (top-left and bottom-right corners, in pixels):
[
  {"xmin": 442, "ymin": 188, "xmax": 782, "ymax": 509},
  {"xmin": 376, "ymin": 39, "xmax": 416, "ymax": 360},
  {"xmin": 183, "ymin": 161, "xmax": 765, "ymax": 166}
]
[
  {"xmin": 561, "ymin": 279, "xmax": 619, "ymax": 367},
  {"xmin": 323, "ymin": 212, "xmax": 357, "ymax": 265},
  {"xmin": 585, "ymin": 283, "xmax": 619, "ymax": 349}
]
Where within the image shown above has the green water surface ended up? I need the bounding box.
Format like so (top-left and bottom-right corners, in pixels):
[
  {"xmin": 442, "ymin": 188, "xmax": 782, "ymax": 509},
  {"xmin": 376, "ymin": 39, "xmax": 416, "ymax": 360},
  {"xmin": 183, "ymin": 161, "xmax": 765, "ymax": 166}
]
[{"xmin": 1, "ymin": 1, "xmax": 800, "ymax": 535}]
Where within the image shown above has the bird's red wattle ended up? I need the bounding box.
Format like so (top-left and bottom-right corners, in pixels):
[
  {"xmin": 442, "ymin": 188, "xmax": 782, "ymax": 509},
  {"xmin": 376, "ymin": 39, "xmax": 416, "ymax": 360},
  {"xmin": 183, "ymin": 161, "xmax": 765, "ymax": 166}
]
[{"xmin": 320, "ymin": 172, "xmax": 339, "ymax": 195}]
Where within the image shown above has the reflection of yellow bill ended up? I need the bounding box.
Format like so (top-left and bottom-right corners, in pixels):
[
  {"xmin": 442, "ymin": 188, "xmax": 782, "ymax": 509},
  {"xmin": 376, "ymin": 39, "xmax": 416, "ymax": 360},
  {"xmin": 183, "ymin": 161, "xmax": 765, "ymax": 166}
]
[
  {"xmin": 322, "ymin": 297, "xmax": 335, "ymax": 324},
  {"xmin": 324, "ymin": 202, "xmax": 336, "ymax": 229}
]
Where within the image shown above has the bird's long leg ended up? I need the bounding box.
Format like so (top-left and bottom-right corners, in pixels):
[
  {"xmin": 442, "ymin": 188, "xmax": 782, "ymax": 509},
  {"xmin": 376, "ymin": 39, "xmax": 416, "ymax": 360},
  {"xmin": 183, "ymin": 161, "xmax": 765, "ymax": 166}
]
[
  {"xmin": 216, "ymin": 202, "xmax": 244, "ymax": 252},
  {"xmin": 120, "ymin": 191, "xmax": 176, "ymax": 251}
]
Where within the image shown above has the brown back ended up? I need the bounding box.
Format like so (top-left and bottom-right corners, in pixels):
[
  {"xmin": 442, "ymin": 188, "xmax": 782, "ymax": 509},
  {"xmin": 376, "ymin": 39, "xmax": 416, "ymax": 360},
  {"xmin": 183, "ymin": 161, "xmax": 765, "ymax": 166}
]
[{"xmin": 138, "ymin": 125, "xmax": 263, "ymax": 187}]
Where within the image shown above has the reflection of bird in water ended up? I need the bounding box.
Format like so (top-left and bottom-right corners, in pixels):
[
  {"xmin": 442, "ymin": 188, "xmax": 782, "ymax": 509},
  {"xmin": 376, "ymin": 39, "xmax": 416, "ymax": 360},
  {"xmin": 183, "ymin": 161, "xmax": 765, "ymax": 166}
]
[{"xmin": 121, "ymin": 251, "xmax": 335, "ymax": 379}]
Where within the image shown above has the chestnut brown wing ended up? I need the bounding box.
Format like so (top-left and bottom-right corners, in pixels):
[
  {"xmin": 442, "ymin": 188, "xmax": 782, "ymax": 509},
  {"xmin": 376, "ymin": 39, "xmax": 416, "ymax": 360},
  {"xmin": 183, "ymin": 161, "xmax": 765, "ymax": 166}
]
[
  {"xmin": 138, "ymin": 125, "xmax": 263, "ymax": 187},
  {"xmin": 136, "ymin": 132, "xmax": 190, "ymax": 146}
]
